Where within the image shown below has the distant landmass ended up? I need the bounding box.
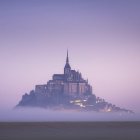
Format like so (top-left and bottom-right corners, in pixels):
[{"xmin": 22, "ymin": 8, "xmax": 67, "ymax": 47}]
[{"xmin": 16, "ymin": 51, "xmax": 133, "ymax": 114}]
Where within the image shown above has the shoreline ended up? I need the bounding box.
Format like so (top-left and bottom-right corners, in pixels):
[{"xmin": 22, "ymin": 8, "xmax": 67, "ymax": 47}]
[{"xmin": 0, "ymin": 122, "xmax": 140, "ymax": 140}]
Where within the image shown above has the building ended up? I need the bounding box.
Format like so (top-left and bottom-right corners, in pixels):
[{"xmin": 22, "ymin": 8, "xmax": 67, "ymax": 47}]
[
  {"xmin": 35, "ymin": 51, "xmax": 92, "ymax": 97},
  {"xmin": 17, "ymin": 51, "xmax": 133, "ymax": 114}
]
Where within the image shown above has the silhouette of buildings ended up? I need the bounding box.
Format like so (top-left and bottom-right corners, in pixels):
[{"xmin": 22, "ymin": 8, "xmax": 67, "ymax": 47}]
[
  {"xmin": 35, "ymin": 50, "xmax": 92, "ymax": 97},
  {"xmin": 17, "ymin": 51, "xmax": 133, "ymax": 114}
]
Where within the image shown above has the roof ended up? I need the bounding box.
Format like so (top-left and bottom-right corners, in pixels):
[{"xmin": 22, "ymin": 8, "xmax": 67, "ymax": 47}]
[
  {"xmin": 53, "ymin": 74, "xmax": 64, "ymax": 80},
  {"xmin": 64, "ymin": 63, "xmax": 71, "ymax": 69}
]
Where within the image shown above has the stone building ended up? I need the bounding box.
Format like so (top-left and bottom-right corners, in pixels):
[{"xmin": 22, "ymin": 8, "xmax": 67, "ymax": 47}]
[
  {"xmin": 35, "ymin": 51, "xmax": 92, "ymax": 97},
  {"xmin": 17, "ymin": 51, "xmax": 133, "ymax": 114}
]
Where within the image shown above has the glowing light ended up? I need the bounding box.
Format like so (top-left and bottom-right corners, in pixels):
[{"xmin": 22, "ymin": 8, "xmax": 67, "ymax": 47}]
[
  {"xmin": 75, "ymin": 103, "xmax": 81, "ymax": 106},
  {"xmin": 70, "ymin": 101, "xmax": 74, "ymax": 103},
  {"xmin": 80, "ymin": 104, "xmax": 85, "ymax": 108},
  {"xmin": 74, "ymin": 100, "xmax": 81, "ymax": 103},
  {"xmin": 107, "ymin": 108, "xmax": 112, "ymax": 112},
  {"xmin": 74, "ymin": 102, "xmax": 85, "ymax": 108}
]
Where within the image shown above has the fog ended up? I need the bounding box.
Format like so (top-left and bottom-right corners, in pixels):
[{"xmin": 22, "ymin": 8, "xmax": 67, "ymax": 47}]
[{"xmin": 0, "ymin": 108, "xmax": 139, "ymax": 122}]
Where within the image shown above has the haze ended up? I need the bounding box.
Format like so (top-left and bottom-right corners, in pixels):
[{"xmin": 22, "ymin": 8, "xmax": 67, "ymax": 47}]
[
  {"xmin": 0, "ymin": 0, "xmax": 140, "ymax": 120},
  {"xmin": 0, "ymin": 108, "xmax": 139, "ymax": 122}
]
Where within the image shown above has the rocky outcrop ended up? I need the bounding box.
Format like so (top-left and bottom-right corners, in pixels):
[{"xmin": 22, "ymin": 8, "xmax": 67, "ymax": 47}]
[{"xmin": 17, "ymin": 89, "xmax": 133, "ymax": 114}]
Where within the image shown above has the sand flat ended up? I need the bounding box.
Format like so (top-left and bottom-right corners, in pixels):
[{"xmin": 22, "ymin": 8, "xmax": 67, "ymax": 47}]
[{"xmin": 0, "ymin": 122, "xmax": 140, "ymax": 140}]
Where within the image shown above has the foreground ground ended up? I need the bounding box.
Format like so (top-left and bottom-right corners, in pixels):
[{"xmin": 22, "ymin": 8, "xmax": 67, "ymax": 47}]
[{"xmin": 0, "ymin": 122, "xmax": 140, "ymax": 140}]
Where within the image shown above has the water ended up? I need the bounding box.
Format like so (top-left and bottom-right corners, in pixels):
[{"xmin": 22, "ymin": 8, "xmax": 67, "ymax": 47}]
[{"xmin": 0, "ymin": 122, "xmax": 140, "ymax": 140}]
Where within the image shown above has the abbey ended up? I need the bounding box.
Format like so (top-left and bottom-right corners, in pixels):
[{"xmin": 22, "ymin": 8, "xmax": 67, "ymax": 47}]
[
  {"xmin": 17, "ymin": 51, "xmax": 133, "ymax": 114},
  {"xmin": 35, "ymin": 51, "xmax": 92, "ymax": 97}
]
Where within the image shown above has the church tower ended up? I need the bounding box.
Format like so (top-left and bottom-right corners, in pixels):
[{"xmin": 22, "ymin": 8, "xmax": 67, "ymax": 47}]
[{"xmin": 64, "ymin": 50, "xmax": 71, "ymax": 76}]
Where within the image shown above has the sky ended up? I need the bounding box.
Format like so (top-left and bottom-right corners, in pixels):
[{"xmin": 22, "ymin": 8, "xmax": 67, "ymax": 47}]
[{"xmin": 0, "ymin": 0, "xmax": 140, "ymax": 116}]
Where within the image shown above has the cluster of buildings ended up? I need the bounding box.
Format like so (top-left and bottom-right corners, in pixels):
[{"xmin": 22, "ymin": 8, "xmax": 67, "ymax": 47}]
[
  {"xmin": 35, "ymin": 51, "xmax": 92, "ymax": 97},
  {"xmin": 17, "ymin": 51, "xmax": 133, "ymax": 114}
]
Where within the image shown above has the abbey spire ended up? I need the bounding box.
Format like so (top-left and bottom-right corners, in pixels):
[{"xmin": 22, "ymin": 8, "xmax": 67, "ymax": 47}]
[
  {"xmin": 64, "ymin": 50, "xmax": 71, "ymax": 69},
  {"xmin": 64, "ymin": 50, "xmax": 71, "ymax": 75},
  {"xmin": 66, "ymin": 49, "xmax": 69, "ymax": 63}
]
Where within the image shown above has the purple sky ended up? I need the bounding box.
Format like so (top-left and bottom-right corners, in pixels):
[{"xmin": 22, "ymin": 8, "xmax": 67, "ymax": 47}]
[{"xmin": 0, "ymin": 0, "xmax": 140, "ymax": 113}]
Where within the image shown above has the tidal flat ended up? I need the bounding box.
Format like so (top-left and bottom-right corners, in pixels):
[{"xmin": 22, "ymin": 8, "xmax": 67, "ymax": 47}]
[{"xmin": 0, "ymin": 122, "xmax": 140, "ymax": 140}]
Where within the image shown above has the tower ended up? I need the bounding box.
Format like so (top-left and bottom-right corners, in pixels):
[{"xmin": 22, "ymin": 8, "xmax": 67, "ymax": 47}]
[{"xmin": 64, "ymin": 50, "xmax": 71, "ymax": 76}]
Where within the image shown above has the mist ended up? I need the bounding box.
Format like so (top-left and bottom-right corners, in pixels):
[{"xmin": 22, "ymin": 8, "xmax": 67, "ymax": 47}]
[{"xmin": 0, "ymin": 107, "xmax": 139, "ymax": 122}]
